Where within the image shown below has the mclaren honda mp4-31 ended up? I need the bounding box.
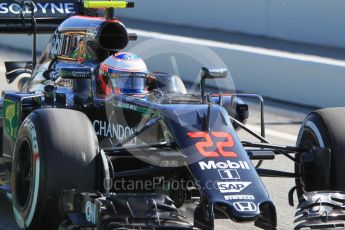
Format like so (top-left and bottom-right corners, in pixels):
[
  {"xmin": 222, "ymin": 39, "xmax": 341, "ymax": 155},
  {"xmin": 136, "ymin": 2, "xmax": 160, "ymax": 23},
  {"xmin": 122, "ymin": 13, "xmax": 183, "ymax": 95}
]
[{"xmin": 0, "ymin": 1, "xmax": 345, "ymax": 230}]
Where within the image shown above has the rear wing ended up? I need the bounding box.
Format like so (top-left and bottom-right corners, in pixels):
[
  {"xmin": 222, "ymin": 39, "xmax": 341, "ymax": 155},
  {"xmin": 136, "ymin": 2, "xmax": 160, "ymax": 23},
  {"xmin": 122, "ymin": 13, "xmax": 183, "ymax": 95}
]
[{"xmin": 0, "ymin": 0, "xmax": 89, "ymax": 33}]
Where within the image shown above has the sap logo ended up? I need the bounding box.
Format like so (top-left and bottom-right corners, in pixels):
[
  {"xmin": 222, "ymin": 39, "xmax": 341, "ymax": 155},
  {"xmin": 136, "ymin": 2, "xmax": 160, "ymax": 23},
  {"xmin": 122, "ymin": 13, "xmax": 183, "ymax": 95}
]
[
  {"xmin": 0, "ymin": 2, "xmax": 76, "ymax": 15},
  {"xmin": 224, "ymin": 195, "xmax": 255, "ymax": 201},
  {"xmin": 233, "ymin": 202, "xmax": 257, "ymax": 212},
  {"xmin": 199, "ymin": 160, "xmax": 250, "ymax": 171},
  {"xmin": 93, "ymin": 120, "xmax": 136, "ymax": 142},
  {"xmin": 217, "ymin": 182, "xmax": 251, "ymax": 193},
  {"xmin": 85, "ymin": 201, "xmax": 97, "ymax": 225}
]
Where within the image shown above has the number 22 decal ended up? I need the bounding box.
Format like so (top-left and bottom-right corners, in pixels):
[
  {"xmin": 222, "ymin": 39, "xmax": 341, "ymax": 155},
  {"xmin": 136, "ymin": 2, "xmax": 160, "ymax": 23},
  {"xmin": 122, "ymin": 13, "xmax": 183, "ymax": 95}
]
[{"xmin": 187, "ymin": 132, "xmax": 237, "ymax": 158}]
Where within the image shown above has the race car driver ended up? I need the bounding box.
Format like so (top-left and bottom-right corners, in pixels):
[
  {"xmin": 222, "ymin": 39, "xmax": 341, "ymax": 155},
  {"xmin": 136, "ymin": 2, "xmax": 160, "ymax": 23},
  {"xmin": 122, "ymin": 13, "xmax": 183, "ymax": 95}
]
[{"xmin": 97, "ymin": 52, "xmax": 156, "ymax": 96}]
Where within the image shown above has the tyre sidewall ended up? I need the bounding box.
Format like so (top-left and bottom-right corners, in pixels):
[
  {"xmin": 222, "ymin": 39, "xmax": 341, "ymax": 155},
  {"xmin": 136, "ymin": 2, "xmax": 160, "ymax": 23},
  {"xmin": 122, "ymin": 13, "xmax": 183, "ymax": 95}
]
[
  {"xmin": 296, "ymin": 113, "xmax": 331, "ymax": 150},
  {"xmin": 295, "ymin": 112, "xmax": 332, "ymax": 197},
  {"xmin": 12, "ymin": 109, "xmax": 99, "ymax": 230},
  {"xmin": 296, "ymin": 109, "xmax": 345, "ymax": 194},
  {"xmin": 12, "ymin": 115, "xmax": 43, "ymax": 230}
]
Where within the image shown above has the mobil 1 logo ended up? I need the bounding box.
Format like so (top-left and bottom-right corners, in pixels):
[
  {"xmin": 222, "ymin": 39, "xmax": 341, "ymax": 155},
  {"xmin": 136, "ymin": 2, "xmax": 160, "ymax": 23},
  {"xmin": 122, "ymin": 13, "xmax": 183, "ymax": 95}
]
[
  {"xmin": 218, "ymin": 169, "xmax": 240, "ymax": 179},
  {"xmin": 199, "ymin": 160, "xmax": 250, "ymax": 171}
]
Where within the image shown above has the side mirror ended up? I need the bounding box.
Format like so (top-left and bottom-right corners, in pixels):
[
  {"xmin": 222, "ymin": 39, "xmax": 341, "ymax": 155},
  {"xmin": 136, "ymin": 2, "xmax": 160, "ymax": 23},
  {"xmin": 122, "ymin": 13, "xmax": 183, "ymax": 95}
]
[
  {"xmin": 128, "ymin": 33, "xmax": 138, "ymax": 41},
  {"xmin": 60, "ymin": 67, "xmax": 94, "ymax": 79},
  {"xmin": 200, "ymin": 67, "xmax": 228, "ymax": 102},
  {"xmin": 200, "ymin": 67, "xmax": 228, "ymax": 79}
]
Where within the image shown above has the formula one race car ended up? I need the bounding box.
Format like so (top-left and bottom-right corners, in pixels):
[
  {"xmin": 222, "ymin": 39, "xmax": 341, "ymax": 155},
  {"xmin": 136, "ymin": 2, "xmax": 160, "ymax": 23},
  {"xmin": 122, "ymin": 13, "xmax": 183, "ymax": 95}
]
[{"xmin": 1, "ymin": 1, "xmax": 345, "ymax": 230}]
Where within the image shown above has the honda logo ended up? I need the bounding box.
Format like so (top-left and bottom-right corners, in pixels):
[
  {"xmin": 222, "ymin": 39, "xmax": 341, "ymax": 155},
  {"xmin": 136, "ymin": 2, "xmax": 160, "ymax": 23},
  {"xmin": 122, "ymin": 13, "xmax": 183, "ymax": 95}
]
[{"xmin": 233, "ymin": 202, "xmax": 257, "ymax": 212}]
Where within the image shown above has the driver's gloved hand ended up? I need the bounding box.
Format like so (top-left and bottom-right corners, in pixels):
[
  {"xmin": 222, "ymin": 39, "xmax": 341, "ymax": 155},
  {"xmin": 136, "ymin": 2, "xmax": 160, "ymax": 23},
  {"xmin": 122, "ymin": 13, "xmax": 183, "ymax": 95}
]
[{"xmin": 146, "ymin": 73, "xmax": 157, "ymax": 91}]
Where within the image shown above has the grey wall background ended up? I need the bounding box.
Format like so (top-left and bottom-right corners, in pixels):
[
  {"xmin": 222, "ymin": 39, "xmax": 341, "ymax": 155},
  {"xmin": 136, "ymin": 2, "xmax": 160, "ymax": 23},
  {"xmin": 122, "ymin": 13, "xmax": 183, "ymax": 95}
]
[
  {"xmin": 2, "ymin": 33, "xmax": 345, "ymax": 108},
  {"xmin": 117, "ymin": 0, "xmax": 345, "ymax": 49},
  {"xmin": 0, "ymin": 35, "xmax": 50, "ymax": 51}
]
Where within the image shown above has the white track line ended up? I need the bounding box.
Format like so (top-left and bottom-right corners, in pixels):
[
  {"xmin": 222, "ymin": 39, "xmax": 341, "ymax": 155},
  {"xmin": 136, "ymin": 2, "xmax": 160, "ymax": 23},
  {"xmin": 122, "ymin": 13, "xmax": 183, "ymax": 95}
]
[
  {"xmin": 129, "ymin": 29, "xmax": 345, "ymax": 67},
  {"xmin": 245, "ymin": 125, "xmax": 297, "ymax": 142}
]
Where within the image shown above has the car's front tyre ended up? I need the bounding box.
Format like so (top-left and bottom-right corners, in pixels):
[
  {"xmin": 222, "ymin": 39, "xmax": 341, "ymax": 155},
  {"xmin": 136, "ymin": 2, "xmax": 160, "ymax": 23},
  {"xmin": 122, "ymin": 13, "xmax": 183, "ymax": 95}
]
[
  {"xmin": 295, "ymin": 108, "xmax": 345, "ymax": 229},
  {"xmin": 296, "ymin": 108, "xmax": 345, "ymax": 194},
  {"xmin": 12, "ymin": 109, "xmax": 99, "ymax": 230}
]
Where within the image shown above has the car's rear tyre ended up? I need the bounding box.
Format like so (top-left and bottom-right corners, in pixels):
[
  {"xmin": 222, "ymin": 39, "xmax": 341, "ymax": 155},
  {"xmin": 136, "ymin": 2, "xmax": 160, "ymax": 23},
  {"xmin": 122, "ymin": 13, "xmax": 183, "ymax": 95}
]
[{"xmin": 12, "ymin": 109, "xmax": 99, "ymax": 230}]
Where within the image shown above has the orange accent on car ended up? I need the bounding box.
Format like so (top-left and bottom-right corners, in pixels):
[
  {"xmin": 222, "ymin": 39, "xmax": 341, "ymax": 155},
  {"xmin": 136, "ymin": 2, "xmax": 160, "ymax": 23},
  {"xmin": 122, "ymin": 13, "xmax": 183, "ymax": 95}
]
[
  {"xmin": 212, "ymin": 132, "xmax": 237, "ymax": 157},
  {"xmin": 187, "ymin": 131, "xmax": 237, "ymax": 158},
  {"xmin": 187, "ymin": 132, "xmax": 219, "ymax": 158}
]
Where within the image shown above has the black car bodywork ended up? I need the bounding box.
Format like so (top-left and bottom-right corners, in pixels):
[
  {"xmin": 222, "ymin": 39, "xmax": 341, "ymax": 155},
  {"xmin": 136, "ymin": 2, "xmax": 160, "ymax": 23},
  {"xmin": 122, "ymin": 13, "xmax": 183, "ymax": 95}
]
[{"xmin": 0, "ymin": 1, "xmax": 332, "ymax": 230}]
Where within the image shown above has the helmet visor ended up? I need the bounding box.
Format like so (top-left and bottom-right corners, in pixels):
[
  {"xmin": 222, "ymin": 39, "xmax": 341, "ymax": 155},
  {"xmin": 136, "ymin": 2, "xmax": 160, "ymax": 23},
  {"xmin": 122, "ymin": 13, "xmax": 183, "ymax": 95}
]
[{"xmin": 109, "ymin": 72, "xmax": 147, "ymax": 94}]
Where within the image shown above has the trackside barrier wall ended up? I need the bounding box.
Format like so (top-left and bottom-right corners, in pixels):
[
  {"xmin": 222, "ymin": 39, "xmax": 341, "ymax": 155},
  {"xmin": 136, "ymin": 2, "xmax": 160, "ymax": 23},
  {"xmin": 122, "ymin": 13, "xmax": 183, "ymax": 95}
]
[
  {"xmin": 116, "ymin": 0, "xmax": 345, "ymax": 49},
  {"xmin": 1, "ymin": 33, "xmax": 345, "ymax": 108}
]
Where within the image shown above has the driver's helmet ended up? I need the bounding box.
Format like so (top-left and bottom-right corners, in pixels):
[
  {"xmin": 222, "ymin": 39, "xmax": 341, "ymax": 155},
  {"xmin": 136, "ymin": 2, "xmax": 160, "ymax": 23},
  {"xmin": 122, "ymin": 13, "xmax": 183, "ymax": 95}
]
[{"xmin": 98, "ymin": 52, "xmax": 148, "ymax": 95}]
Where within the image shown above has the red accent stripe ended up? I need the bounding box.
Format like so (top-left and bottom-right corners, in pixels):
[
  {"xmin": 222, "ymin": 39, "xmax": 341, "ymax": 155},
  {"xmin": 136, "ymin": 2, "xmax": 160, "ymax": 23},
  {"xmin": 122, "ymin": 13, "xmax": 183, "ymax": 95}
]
[
  {"xmin": 33, "ymin": 153, "xmax": 39, "ymax": 162},
  {"xmin": 72, "ymin": 15, "xmax": 120, "ymax": 23}
]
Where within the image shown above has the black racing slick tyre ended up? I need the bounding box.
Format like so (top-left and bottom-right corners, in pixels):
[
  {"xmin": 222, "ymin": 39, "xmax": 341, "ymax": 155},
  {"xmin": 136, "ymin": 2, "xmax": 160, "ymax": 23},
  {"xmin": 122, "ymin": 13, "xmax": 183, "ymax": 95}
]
[
  {"xmin": 12, "ymin": 109, "xmax": 99, "ymax": 230},
  {"xmin": 296, "ymin": 108, "xmax": 345, "ymax": 196}
]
